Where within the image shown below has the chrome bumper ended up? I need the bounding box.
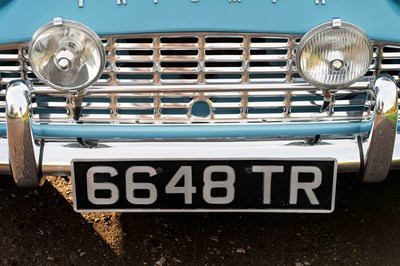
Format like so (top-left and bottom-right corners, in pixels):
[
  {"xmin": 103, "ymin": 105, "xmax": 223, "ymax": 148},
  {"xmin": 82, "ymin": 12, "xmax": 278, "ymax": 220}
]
[{"xmin": 1, "ymin": 76, "xmax": 398, "ymax": 186}]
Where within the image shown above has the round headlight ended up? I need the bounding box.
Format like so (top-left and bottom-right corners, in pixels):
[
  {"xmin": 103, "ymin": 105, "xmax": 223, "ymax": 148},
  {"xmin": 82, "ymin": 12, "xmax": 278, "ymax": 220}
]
[
  {"xmin": 296, "ymin": 20, "xmax": 372, "ymax": 90},
  {"xmin": 29, "ymin": 18, "xmax": 105, "ymax": 95}
]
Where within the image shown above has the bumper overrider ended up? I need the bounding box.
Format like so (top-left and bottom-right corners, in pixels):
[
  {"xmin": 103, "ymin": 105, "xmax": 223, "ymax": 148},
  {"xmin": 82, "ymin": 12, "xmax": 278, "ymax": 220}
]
[{"xmin": 0, "ymin": 75, "xmax": 398, "ymax": 187}]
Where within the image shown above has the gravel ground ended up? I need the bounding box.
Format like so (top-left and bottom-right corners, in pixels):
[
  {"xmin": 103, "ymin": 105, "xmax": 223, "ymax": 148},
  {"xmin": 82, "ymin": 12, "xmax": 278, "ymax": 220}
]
[{"xmin": 0, "ymin": 171, "xmax": 400, "ymax": 265}]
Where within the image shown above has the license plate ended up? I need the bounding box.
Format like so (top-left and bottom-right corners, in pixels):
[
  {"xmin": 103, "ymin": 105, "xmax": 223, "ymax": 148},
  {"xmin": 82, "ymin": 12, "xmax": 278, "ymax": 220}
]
[{"xmin": 72, "ymin": 159, "xmax": 337, "ymax": 213}]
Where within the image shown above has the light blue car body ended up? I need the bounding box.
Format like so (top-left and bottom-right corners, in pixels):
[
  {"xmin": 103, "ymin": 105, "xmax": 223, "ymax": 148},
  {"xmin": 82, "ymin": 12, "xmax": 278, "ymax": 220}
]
[{"xmin": 0, "ymin": 0, "xmax": 399, "ymax": 139}]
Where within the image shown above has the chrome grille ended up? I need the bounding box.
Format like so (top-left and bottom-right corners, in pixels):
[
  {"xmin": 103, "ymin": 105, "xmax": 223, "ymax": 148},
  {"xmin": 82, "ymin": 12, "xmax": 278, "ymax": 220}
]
[
  {"xmin": 30, "ymin": 89, "xmax": 372, "ymax": 124},
  {"xmin": 102, "ymin": 34, "xmax": 295, "ymax": 85},
  {"xmin": 0, "ymin": 34, "xmax": 399, "ymax": 126}
]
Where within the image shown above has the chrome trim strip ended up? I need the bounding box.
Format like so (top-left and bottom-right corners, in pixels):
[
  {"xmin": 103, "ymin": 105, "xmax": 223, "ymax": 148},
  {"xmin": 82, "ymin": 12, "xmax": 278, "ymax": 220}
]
[
  {"xmin": 363, "ymin": 76, "xmax": 398, "ymax": 182},
  {"xmin": 32, "ymin": 81, "xmax": 372, "ymax": 93},
  {"xmin": 5, "ymin": 80, "xmax": 39, "ymax": 187}
]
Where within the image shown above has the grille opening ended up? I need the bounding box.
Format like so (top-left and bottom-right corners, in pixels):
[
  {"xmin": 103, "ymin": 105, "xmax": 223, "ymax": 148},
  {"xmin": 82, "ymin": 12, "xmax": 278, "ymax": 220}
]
[
  {"xmin": 249, "ymin": 73, "xmax": 287, "ymax": 80},
  {"xmin": 205, "ymin": 61, "xmax": 242, "ymax": 67},
  {"xmin": 160, "ymin": 62, "xmax": 198, "ymax": 68},
  {"xmin": 333, "ymin": 106, "xmax": 366, "ymax": 112},
  {"xmin": 161, "ymin": 74, "xmax": 198, "ymax": 80},
  {"xmin": 205, "ymin": 50, "xmax": 243, "ymax": 55},
  {"xmin": 33, "ymin": 108, "xmax": 68, "ymax": 115},
  {"xmin": 292, "ymin": 73, "xmax": 303, "ymax": 79},
  {"xmin": 364, "ymin": 70, "xmax": 374, "ymax": 77},
  {"xmin": 205, "ymin": 74, "xmax": 242, "ymax": 80},
  {"xmin": 28, "ymin": 72, "xmax": 40, "ymax": 79},
  {"xmin": 116, "ymin": 38, "xmax": 153, "ymax": 44},
  {"xmin": 213, "ymin": 108, "xmax": 242, "ymax": 114},
  {"xmin": 82, "ymin": 98, "xmax": 111, "ymax": 103},
  {"xmin": 160, "ymin": 108, "xmax": 188, "ymax": 115},
  {"xmin": 210, "ymin": 97, "xmax": 241, "ymax": 103},
  {"xmin": 82, "ymin": 109, "xmax": 112, "ymax": 115},
  {"xmin": 206, "ymin": 37, "xmax": 243, "ymax": 43},
  {"xmin": 250, "ymin": 49, "xmax": 288, "ymax": 55},
  {"xmin": 116, "ymin": 62, "xmax": 154, "ymax": 68},
  {"xmin": 117, "ymin": 109, "xmax": 155, "ymax": 115},
  {"xmin": 382, "ymin": 59, "xmax": 400, "ymax": 65},
  {"xmin": 99, "ymin": 74, "xmax": 110, "ymax": 81},
  {"xmin": 250, "ymin": 61, "xmax": 287, "ymax": 67},
  {"xmin": 383, "ymin": 46, "xmax": 400, "ymax": 53},
  {"xmin": 160, "ymin": 50, "xmax": 198, "ymax": 56},
  {"xmin": 0, "ymin": 72, "xmax": 21, "ymax": 78},
  {"xmin": 380, "ymin": 70, "xmax": 400, "ymax": 77},
  {"xmin": 336, "ymin": 93, "xmax": 370, "ymax": 101},
  {"xmin": 34, "ymin": 95, "xmax": 67, "ymax": 104},
  {"xmin": 0, "ymin": 61, "xmax": 19, "ymax": 66},
  {"xmin": 115, "ymin": 50, "xmax": 154, "ymax": 56},
  {"xmin": 248, "ymin": 96, "xmax": 285, "ymax": 102},
  {"xmin": 292, "ymin": 95, "xmax": 324, "ymax": 101},
  {"xmin": 247, "ymin": 107, "xmax": 285, "ymax": 114},
  {"xmin": 0, "ymin": 49, "xmax": 18, "ymax": 55},
  {"xmin": 251, "ymin": 37, "xmax": 288, "ymax": 43},
  {"xmin": 116, "ymin": 74, "xmax": 153, "ymax": 80},
  {"xmin": 160, "ymin": 37, "xmax": 198, "ymax": 43},
  {"xmin": 290, "ymin": 106, "xmax": 321, "ymax": 113}
]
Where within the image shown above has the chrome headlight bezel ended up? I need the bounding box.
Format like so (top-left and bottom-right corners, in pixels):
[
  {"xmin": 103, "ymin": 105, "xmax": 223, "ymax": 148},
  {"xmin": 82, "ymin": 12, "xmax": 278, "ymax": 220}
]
[
  {"xmin": 28, "ymin": 19, "xmax": 106, "ymax": 95},
  {"xmin": 296, "ymin": 20, "xmax": 373, "ymax": 90}
]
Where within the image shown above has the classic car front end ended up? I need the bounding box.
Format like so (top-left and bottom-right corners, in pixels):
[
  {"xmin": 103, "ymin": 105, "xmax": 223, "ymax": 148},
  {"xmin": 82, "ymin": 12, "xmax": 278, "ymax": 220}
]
[{"xmin": 0, "ymin": 0, "xmax": 399, "ymax": 212}]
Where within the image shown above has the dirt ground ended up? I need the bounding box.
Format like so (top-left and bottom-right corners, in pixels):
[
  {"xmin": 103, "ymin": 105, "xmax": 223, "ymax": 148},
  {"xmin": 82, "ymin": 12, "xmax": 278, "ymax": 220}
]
[{"xmin": 0, "ymin": 171, "xmax": 400, "ymax": 265}]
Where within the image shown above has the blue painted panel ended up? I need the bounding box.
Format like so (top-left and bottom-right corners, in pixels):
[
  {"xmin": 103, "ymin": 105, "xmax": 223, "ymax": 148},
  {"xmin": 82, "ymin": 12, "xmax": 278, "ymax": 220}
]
[
  {"xmin": 0, "ymin": 121, "xmax": 376, "ymax": 139},
  {"xmin": 30, "ymin": 122, "xmax": 372, "ymax": 139},
  {"xmin": 1, "ymin": 122, "xmax": 374, "ymax": 139},
  {"xmin": 0, "ymin": 0, "xmax": 399, "ymax": 44}
]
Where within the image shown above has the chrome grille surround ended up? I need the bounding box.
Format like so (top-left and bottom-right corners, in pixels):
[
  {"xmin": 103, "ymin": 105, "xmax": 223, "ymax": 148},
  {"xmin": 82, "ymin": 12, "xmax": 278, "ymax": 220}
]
[{"xmin": 1, "ymin": 33, "xmax": 399, "ymax": 126}]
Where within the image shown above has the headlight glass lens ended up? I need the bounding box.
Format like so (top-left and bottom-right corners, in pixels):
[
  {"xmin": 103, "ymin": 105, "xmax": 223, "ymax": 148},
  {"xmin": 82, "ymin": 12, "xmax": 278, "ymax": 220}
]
[
  {"xmin": 296, "ymin": 21, "xmax": 372, "ymax": 89},
  {"xmin": 29, "ymin": 19, "xmax": 105, "ymax": 94}
]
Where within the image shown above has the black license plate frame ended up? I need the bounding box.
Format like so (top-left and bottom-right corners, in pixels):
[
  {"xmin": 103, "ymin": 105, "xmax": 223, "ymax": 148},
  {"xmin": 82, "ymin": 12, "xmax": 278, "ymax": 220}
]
[{"xmin": 72, "ymin": 158, "xmax": 337, "ymax": 213}]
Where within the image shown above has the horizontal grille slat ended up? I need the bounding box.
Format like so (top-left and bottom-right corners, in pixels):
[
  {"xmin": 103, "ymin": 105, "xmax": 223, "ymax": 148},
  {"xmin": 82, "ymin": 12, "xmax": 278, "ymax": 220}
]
[
  {"xmin": 161, "ymin": 55, "xmax": 200, "ymax": 61},
  {"xmin": 0, "ymin": 54, "xmax": 19, "ymax": 60},
  {"xmin": 0, "ymin": 66, "xmax": 20, "ymax": 72},
  {"xmin": 116, "ymin": 55, "xmax": 154, "ymax": 61},
  {"xmin": 115, "ymin": 43, "xmax": 153, "ymax": 49}
]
